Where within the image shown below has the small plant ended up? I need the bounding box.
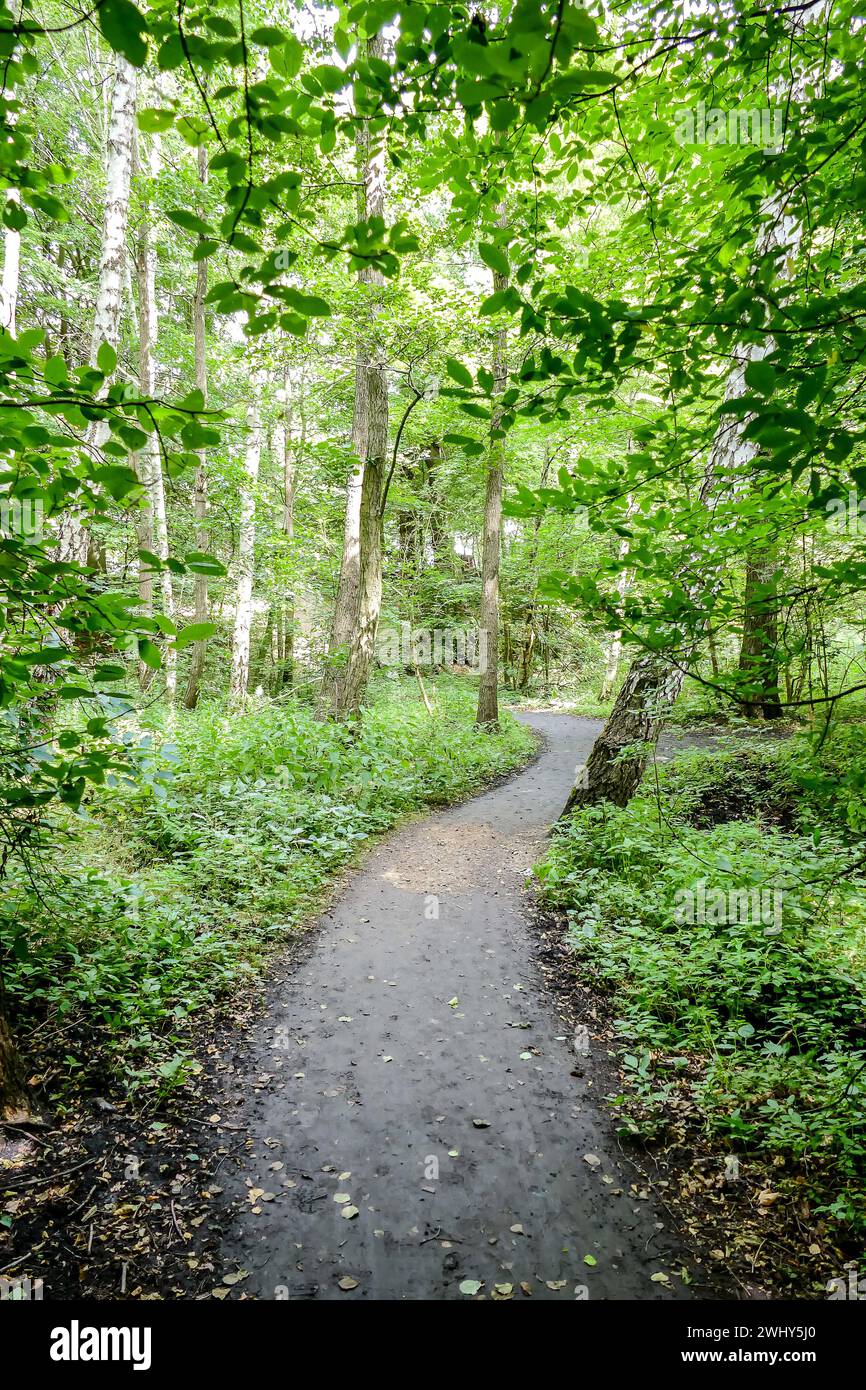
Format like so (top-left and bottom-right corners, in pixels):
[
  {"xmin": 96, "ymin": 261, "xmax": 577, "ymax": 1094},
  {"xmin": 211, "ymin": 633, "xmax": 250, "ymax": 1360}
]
[{"xmin": 536, "ymin": 735, "xmax": 866, "ymax": 1237}]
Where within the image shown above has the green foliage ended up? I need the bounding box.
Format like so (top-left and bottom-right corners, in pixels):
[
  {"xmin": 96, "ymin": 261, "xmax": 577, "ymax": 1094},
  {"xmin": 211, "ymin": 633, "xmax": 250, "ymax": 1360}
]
[
  {"xmin": 537, "ymin": 741, "xmax": 866, "ymax": 1231},
  {"xmin": 0, "ymin": 679, "xmax": 533, "ymax": 1098}
]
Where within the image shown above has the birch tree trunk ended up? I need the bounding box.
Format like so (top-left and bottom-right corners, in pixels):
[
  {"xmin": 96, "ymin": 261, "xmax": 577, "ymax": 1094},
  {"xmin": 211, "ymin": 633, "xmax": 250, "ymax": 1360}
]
[
  {"xmin": 58, "ymin": 52, "xmax": 136, "ymax": 566},
  {"xmin": 598, "ymin": 494, "xmax": 636, "ymax": 702},
  {"xmin": 562, "ymin": 203, "xmax": 802, "ymax": 815},
  {"xmin": 0, "ymin": 189, "xmax": 20, "ymax": 334},
  {"xmin": 230, "ymin": 389, "xmax": 262, "ymax": 705},
  {"xmin": 135, "ymin": 123, "xmax": 176, "ymax": 698},
  {"xmin": 476, "ymin": 202, "xmax": 509, "ymax": 727},
  {"xmin": 278, "ymin": 365, "xmax": 299, "ymax": 688},
  {"xmin": 184, "ymin": 145, "xmax": 211, "ymax": 709}
]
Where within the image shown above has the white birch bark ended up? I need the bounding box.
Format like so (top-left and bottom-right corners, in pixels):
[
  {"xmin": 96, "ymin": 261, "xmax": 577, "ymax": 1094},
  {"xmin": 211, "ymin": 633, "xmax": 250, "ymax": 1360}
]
[
  {"xmin": 184, "ymin": 144, "xmax": 211, "ymax": 708},
  {"xmin": 59, "ymin": 52, "xmax": 136, "ymax": 564},
  {"xmin": 230, "ymin": 388, "xmax": 262, "ymax": 704},
  {"xmin": 135, "ymin": 121, "xmax": 176, "ymax": 698},
  {"xmin": 0, "ymin": 190, "xmax": 20, "ymax": 335}
]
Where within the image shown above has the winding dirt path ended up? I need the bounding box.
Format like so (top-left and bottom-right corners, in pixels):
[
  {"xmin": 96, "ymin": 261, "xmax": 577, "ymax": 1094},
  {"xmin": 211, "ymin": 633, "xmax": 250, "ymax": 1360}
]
[{"xmin": 216, "ymin": 713, "xmax": 702, "ymax": 1300}]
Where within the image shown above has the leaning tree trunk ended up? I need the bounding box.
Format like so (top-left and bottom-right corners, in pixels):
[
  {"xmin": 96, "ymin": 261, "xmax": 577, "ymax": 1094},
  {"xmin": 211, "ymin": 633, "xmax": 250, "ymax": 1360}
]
[
  {"xmin": 737, "ymin": 553, "xmax": 782, "ymax": 718},
  {"xmin": 322, "ymin": 33, "xmax": 386, "ymax": 715},
  {"xmin": 476, "ymin": 200, "xmax": 509, "ymax": 727},
  {"xmin": 562, "ymin": 201, "xmax": 802, "ymax": 816},
  {"xmin": 184, "ymin": 145, "xmax": 211, "ymax": 709},
  {"xmin": 229, "ymin": 389, "xmax": 262, "ymax": 705},
  {"xmin": 58, "ymin": 52, "xmax": 136, "ymax": 566}
]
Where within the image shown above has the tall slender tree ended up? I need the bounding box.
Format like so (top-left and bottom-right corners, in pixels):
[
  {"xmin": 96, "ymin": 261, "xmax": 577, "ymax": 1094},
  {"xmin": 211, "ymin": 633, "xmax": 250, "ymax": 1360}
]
[
  {"xmin": 230, "ymin": 387, "xmax": 262, "ymax": 705},
  {"xmin": 323, "ymin": 32, "xmax": 389, "ymax": 718},
  {"xmin": 184, "ymin": 145, "xmax": 211, "ymax": 709},
  {"xmin": 135, "ymin": 120, "xmax": 175, "ymax": 698},
  {"xmin": 476, "ymin": 202, "xmax": 509, "ymax": 727},
  {"xmin": 58, "ymin": 51, "xmax": 136, "ymax": 566}
]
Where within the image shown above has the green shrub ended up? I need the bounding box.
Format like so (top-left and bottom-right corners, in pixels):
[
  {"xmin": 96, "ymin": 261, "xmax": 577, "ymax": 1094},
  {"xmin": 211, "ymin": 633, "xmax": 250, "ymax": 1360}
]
[
  {"xmin": 536, "ymin": 738, "xmax": 866, "ymax": 1231},
  {"xmin": 1, "ymin": 679, "xmax": 534, "ymax": 1099}
]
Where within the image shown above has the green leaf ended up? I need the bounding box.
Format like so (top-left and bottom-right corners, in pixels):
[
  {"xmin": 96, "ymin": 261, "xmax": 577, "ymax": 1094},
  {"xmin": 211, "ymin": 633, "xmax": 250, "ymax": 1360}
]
[
  {"xmin": 96, "ymin": 341, "xmax": 117, "ymax": 375},
  {"xmin": 744, "ymin": 360, "xmax": 776, "ymax": 396},
  {"xmin": 173, "ymin": 622, "xmax": 217, "ymax": 650},
  {"xmin": 167, "ymin": 208, "xmax": 211, "ymax": 236},
  {"xmin": 138, "ymin": 108, "xmax": 175, "ymax": 134},
  {"xmin": 479, "ymin": 243, "xmax": 510, "ymax": 278},
  {"xmin": 98, "ymin": 0, "xmax": 149, "ymax": 67},
  {"xmin": 250, "ymin": 26, "xmax": 285, "ymax": 46},
  {"xmin": 445, "ymin": 359, "xmax": 474, "ymax": 389},
  {"xmin": 137, "ymin": 638, "xmax": 162, "ymax": 670}
]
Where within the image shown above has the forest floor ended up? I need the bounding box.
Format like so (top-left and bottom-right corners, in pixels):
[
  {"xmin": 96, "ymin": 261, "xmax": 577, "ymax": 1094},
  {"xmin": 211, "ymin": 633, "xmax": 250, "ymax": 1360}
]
[
  {"xmin": 5, "ymin": 711, "xmax": 807, "ymax": 1301},
  {"xmin": 201, "ymin": 712, "xmax": 726, "ymax": 1301}
]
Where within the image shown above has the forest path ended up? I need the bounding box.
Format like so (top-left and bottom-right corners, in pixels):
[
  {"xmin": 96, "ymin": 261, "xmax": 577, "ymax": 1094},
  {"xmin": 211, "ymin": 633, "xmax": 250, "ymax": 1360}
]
[{"xmin": 215, "ymin": 712, "xmax": 703, "ymax": 1300}]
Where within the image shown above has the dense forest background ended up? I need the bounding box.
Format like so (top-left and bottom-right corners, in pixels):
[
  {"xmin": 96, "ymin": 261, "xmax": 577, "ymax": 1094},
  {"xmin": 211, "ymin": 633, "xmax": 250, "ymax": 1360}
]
[{"xmin": 1, "ymin": 0, "xmax": 865, "ymax": 1299}]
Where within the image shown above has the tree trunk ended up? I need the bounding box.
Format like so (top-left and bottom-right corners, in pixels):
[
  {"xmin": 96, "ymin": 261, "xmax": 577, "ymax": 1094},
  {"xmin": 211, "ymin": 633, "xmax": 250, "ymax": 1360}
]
[
  {"xmin": 184, "ymin": 145, "xmax": 211, "ymax": 709},
  {"xmin": 230, "ymin": 389, "xmax": 262, "ymax": 705},
  {"xmin": 562, "ymin": 202, "xmax": 801, "ymax": 816},
  {"xmin": 0, "ymin": 189, "xmax": 20, "ymax": 334},
  {"xmin": 278, "ymin": 368, "xmax": 298, "ymax": 688},
  {"xmin": 598, "ymin": 495, "xmax": 636, "ymax": 701},
  {"xmin": 135, "ymin": 123, "xmax": 175, "ymax": 698},
  {"xmin": 340, "ymin": 361, "xmax": 388, "ymax": 716},
  {"xmin": 0, "ymin": 999, "xmax": 35, "ymax": 1124},
  {"xmin": 58, "ymin": 52, "xmax": 136, "ymax": 566},
  {"xmin": 424, "ymin": 440, "xmax": 451, "ymax": 569},
  {"xmin": 738, "ymin": 555, "xmax": 782, "ymax": 718},
  {"xmin": 323, "ymin": 35, "xmax": 386, "ymax": 711},
  {"xmin": 476, "ymin": 202, "xmax": 509, "ymax": 727},
  {"xmin": 324, "ymin": 34, "xmax": 388, "ymax": 718}
]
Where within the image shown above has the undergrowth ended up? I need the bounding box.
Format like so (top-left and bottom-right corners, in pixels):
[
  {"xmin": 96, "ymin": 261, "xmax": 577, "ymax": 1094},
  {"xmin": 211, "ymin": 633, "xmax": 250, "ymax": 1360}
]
[
  {"xmin": 536, "ymin": 733, "xmax": 866, "ymax": 1238},
  {"xmin": 1, "ymin": 677, "xmax": 534, "ymax": 1106}
]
